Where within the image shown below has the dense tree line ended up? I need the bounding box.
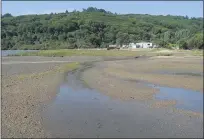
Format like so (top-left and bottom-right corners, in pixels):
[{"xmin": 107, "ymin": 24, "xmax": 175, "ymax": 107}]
[{"xmin": 1, "ymin": 7, "xmax": 203, "ymax": 50}]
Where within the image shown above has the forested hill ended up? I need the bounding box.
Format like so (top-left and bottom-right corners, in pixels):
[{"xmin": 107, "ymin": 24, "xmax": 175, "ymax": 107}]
[{"xmin": 2, "ymin": 7, "xmax": 203, "ymax": 50}]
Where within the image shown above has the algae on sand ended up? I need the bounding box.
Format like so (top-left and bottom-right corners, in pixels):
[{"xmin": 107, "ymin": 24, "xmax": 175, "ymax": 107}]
[{"xmin": 17, "ymin": 62, "xmax": 80, "ymax": 81}]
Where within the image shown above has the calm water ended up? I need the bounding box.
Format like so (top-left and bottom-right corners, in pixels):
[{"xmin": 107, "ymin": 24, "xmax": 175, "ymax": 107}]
[
  {"xmin": 42, "ymin": 70, "xmax": 159, "ymax": 138},
  {"xmin": 42, "ymin": 66, "xmax": 203, "ymax": 138},
  {"xmin": 148, "ymin": 84, "xmax": 203, "ymax": 113},
  {"xmin": 1, "ymin": 50, "xmax": 38, "ymax": 56}
]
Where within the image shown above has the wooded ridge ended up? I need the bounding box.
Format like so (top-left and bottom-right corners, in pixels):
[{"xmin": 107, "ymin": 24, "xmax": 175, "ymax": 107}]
[{"xmin": 2, "ymin": 7, "xmax": 203, "ymax": 50}]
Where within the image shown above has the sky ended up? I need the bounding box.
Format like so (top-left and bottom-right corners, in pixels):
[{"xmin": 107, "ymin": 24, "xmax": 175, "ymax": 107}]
[{"xmin": 2, "ymin": 1, "xmax": 203, "ymax": 18}]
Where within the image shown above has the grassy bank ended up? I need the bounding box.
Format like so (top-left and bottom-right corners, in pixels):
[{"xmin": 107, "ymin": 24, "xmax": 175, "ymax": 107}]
[
  {"xmin": 191, "ymin": 49, "xmax": 203, "ymax": 56},
  {"xmin": 10, "ymin": 49, "xmax": 151, "ymax": 57},
  {"xmin": 9, "ymin": 49, "xmax": 203, "ymax": 57}
]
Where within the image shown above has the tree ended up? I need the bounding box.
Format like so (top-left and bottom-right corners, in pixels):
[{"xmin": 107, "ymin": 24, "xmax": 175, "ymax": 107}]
[
  {"xmin": 179, "ymin": 40, "xmax": 188, "ymax": 49},
  {"xmin": 116, "ymin": 32, "xmax": 129, "ymax": 46},
  {"xmin": 187, "ymin": 33, "xmax": 203, "ymax": 49},
  {"xmin": 88, "ymin": 34, "xmax": 101, "ymax": 47},
  {"xmin": 1, "ymin": 9, "xmax": 203, "ymax": 50},
  {"xmin": 2, "ymin": 13, "xmax": 12, "ymax": 18}
]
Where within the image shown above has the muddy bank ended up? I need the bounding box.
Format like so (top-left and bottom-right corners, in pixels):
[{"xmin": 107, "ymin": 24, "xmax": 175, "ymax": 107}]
[
  {"xmin": 42, "ymin": 62, "xmax": 203, "ymax": 138},
  {"xmin": 1, "ymin": 62, "xmax": 79, "ymax": 138},
  {"xmin": 2, "ymin": 56, "xmax": 133, "ymax": 63},
  {"xmin": 82, "ymin": 56, "xmax": 203, "ymax": 112},
  {"xmin": 83, "ymin": 56, "xmax": 203, "ymax": 94},
  {"xmin": 1, "ymin": 56, "xmax": 134, "ymax": 138},
  {"xmin": 2, "ymin": 55, "xmax": 203, "ymax": 138}
]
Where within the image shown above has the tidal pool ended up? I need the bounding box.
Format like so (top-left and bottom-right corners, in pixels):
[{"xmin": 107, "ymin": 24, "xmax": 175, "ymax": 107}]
[
  {"xmin": 42, "ymin": 66, "xmax": 203, "ymax": 138},
  {"xmin": 147, "ymin": 84, "xmax": 203, "ymax": 113}
]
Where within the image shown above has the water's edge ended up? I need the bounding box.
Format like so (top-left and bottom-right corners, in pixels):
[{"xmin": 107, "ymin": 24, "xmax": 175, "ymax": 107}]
[{"xmin": 41, "ymin": 58, "xmax": 203, "ymax": 138}]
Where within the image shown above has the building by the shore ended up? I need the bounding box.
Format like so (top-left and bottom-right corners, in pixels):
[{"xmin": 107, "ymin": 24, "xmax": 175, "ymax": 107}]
[{"xmin": 129, "ymin": 42, "xmax": 153, "ymax": 48}]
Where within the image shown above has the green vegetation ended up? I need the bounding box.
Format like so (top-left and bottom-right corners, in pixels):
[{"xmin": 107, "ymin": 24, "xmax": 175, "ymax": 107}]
[
  {"xmin": 11, "ymin": 48, "xmax": 203, "ymax": 57},
  {"xmin": 11, "ymin": 49, "xmax": 149, "ymax": 57},
  {"xmin": 17, "ymin": 62, "xmax": 80, "ymax": 80},
  {"xmin": 191, "ymin": 49, "xmax": 203, "ymax": 56},
  {"xmin": 156, "ymin": 52, "xmax": 173, "ymax": 56},
  {"xmin": 2, "ymin": 7, "xmax": 203, "ymax": 50},
  {"xmin": 58, "ymin": 62, "xmax": 80, "ymax": 73}
]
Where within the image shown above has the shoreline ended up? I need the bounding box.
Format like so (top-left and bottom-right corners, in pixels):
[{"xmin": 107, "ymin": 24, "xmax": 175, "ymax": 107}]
[
  {"xmin": 2, "ymin": 55, "xmax": 203, "ymax": 138},
  {"xmin": 2, "ymin": 62, "xmax": 80, "ymax": 138},
  {"xmin": 1, "ymin": 56, "xmax": 135, "ymax": 138},
  {"xmin": 41, "ymin": 59, "xmax": 203, "ymax": 138},
  {"xmin": 82, "ymin": 57, "xmax": 203, "ymax": 114}
]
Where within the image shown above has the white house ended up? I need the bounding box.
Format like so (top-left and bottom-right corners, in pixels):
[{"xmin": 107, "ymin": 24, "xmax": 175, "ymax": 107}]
[
  {"xmin": 122, "ymin": 44, "xmax": 129, "ymax": 48},
  {"xmin": 128, "ymin": 42, "xmax": 153, "ymax": 49},
  {"xmin": 128, "ymin": 43, "xmax": 137, "ymax": 48},
  {"xmin": 135, "ymin": 42, "xmax": 153, "ymax": 48}
]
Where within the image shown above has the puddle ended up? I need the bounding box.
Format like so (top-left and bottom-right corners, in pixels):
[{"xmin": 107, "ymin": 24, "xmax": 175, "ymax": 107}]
[
  {"xmin": 148, "ymin": 84, "xmax": 203, "ymax": 113},
  {"xmin": 125, "ymin": 78, "xmax": 203, "ymax": 113},
  {"xmin": 1, "ymin": 50, "xmax": 39, "ymax": 56},
  {"xmin": 42, "ymin": 82, "xmax": 155, "ymax": 138},
  {"xmin": 42, "ymin": 65, "xmax": 203, "ymax": 138},
  {"xmin": 42, "ymin": 68, "xmax": 156, "ymax": 138}
]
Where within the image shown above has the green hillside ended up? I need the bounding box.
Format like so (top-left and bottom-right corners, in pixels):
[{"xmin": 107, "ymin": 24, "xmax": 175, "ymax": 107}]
[{"xmin": 1, "ymin": 7, "xmax": 203, "ymax": 50}]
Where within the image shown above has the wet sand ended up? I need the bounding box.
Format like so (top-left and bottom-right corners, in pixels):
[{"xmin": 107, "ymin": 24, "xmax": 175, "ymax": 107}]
[
  {"xmin": 83, "ymin": 56, "xmax": 203, "ymax": 110},
  {"xmin": 1, "ymin": 56, "xmax": 132, "ymax": 138},
  {"xmin": 2, "ymin": 55, "xmax": 203, "ymax": 138},
  {"xmin": 83, "ymin": 56, "xmax": 203, "ymax": 97},
  {"xmin": 1, "ymin": 61, "xmax": 75, "ymax": 138},
  {"xmin": 1, "ymin": 56, "xmax": 101, "ymax": 138},
  {"xmin": 43, "ymin": 61, "xmax": 203, "ymax": 138}
]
